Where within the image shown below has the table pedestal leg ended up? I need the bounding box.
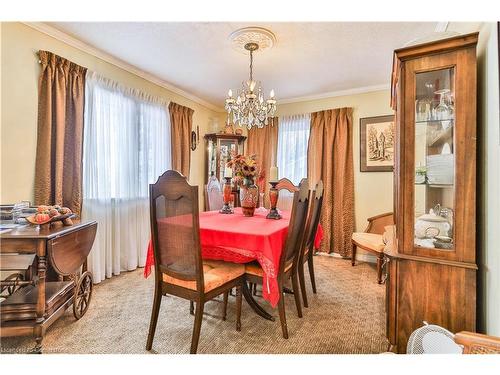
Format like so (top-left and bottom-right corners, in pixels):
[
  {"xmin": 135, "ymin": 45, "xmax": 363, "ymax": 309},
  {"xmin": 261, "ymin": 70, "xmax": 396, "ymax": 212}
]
[{"xmin": 242, "ymin": 282, "xmax": 275, "ymax": 321}]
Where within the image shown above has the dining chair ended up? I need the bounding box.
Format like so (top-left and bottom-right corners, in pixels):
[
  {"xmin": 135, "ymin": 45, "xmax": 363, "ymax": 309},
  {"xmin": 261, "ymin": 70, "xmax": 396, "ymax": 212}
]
[
  {"xmin": 146, "ymin": 170, "xmax": 245, "ymax": 354},
  {"xmin": 205, "ymin": 175, "xmax": 224, "ymax": 211},
  {"xmin": 251, "ymin": 177, "xmax": 299, "ymax": 297},
  {"xmin": 276, "ymin": 178, "xmax": 298, "ymax": 211},
  {"xmin": 244, "ymin": 178, "xmax": 310, "ymax": 339},
  {"xmin": 297, "ymin": 180, "xmax": 324, "ymax": 308}
]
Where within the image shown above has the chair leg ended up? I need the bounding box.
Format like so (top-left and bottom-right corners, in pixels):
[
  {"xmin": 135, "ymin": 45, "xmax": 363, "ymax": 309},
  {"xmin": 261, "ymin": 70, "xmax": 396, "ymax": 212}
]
[
  {"xmin": 190, "ymin": 300, "xmax": 194, "ymax": 315},
  {"xmin": 190, "ymin": 301, "xmax": 205, "ymax": 354},
  {"xmin": 351, "ymin": 243, "xmax": 357, "ymax": 266},
  {"xmin": 307, "ymin": 251, "xmax": 317, "ymax": 294},
  {"xmin": 297, "ymin": 263, "xmax": 308, "ymax": 308},
  {"xmin": 277, "ymin": 292, "xmax": 289, "ymax": 339},
  {"xmin": 291, "ymin": 273, "xmax": 303, "ymax": 318},
  {"xmin": 252, "ymin": 283, "xmax": 257, "ymax": 296},
  {"xmin": 222, "ymin": 291, "xmax": 229, "ymax": 321},
  {"xmin": 376, "ymin": 255, "xmax": 384, "ymax": 284},
  {"xmin": 146, "ymin": 283, "xmax": 162, "ymax": 351},
  {"xmin": 235, "ymin": 286, "xmax": 242, "ymax": 331}
]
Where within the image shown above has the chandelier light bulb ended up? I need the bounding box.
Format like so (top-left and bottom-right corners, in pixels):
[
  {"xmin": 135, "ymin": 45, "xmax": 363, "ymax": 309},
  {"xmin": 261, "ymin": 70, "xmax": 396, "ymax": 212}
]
[
  {"xmin": 270, "ymin": 89, "xmax": 275, "ymax": 98},
  {"xmin": 228, "ymin": 89, "xmax": 233, "ymax": 97}
]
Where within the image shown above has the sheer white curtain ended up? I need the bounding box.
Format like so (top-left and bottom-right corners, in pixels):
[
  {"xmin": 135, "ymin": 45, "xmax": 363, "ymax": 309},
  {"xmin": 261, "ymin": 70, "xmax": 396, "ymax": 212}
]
[
  {"xmin": 82, "ymin": 72, "xmax": 171, "ymax": 283},
  {"xmin": 277, "ymin": 113, "xmax": 311, "ymax": 185},
  {"xmin": 276, "ymin": 113, "xmax": 311, "ymax": 210}
]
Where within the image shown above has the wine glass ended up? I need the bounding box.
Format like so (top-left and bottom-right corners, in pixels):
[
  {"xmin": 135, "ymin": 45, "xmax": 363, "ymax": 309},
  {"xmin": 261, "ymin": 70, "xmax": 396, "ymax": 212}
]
[
  {"xmin": 434, "ymin": 89, "xmax": 451, "ymax": 121},
  {"xmin": 416, "ymin": 82, "xmax": 434, "ymax": 122}
]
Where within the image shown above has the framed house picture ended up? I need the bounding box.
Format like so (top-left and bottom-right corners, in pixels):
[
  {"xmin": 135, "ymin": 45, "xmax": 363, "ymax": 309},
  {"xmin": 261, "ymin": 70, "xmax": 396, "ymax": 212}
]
[{"xmin": 360, "ymin": 115, "xmax": 395, "ymax": 172}]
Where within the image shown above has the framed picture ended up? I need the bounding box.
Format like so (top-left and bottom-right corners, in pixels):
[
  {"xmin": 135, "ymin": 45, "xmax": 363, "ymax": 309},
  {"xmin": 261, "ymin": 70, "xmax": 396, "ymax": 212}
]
[{"xmin": 360, "ymin": 115, "xmax": 395, "ymax": 172}]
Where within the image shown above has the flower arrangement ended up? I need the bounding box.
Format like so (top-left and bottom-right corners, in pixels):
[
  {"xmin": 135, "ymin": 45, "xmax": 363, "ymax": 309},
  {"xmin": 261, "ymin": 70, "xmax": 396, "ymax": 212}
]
[{"xmin": 226, "ymin": 152, "xmax": 265, "ymax": 188}]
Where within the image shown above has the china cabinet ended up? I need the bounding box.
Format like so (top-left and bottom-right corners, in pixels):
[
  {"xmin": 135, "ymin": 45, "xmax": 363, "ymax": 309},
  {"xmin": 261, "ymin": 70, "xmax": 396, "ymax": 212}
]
[
  {"xmin": 204, "ymin": 133, "xmax": 246, "ymax": 209},
  {"xmin": 386, "ymin": 33, "xmax": 478, "ymax": 353}
]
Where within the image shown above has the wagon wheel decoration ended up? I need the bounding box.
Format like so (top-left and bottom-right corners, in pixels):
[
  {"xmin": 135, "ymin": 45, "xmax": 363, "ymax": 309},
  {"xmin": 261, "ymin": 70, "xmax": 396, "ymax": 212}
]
[
  {"xmin": 73, "ymin": 271, "xmax": 93, "ymax": 319},
  {"xmin": 0, "ymin": 273, "xmax": 24, "ymax": 296}
]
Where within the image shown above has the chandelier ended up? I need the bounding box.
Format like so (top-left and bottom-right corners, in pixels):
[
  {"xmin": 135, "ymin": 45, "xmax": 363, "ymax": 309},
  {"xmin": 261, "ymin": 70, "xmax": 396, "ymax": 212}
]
[{"xmin": 225, "ymin": 42, "xmax": 277, "ymax": 129}]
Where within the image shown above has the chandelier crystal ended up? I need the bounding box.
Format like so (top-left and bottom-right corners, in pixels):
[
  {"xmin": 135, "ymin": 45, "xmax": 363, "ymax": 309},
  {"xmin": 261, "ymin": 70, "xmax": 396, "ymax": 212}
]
[{"xmin": 225, "ymin": 42, "xmax": 277, "ymax": 129}]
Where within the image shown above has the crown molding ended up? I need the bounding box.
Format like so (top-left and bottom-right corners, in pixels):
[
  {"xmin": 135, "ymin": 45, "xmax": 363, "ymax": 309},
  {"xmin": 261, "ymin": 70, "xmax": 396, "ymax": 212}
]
[
  {"xmin": 278, "ymin": 84, "xmax": 391, "ymax": 105},
  {"xmin": 434, "ymin": 22, "xmax": 449, "ymax": 33},
  {"xmin": 22, "ymin": 22, "xmax": 223, "ymax": 112}
]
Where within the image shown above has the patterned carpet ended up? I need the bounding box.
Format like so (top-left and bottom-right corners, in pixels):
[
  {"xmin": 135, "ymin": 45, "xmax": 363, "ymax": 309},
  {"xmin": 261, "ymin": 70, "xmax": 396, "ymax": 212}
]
[{"xmin": 1, "ymin": 256, "xmax": 388, "ymax": 354}]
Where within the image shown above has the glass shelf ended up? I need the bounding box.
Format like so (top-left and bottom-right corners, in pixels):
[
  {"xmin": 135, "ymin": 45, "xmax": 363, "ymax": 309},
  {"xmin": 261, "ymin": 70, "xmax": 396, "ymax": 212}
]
[{"xmin": 415, "ymin": 118, "xmax": 454, "ymax": 124}]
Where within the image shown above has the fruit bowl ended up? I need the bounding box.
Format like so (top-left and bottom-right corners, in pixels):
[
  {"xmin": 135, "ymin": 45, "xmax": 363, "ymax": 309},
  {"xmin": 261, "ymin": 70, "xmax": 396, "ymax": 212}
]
[{"xmin": 26, "ymin": 205, "xmax": 76, "ymax": 227}]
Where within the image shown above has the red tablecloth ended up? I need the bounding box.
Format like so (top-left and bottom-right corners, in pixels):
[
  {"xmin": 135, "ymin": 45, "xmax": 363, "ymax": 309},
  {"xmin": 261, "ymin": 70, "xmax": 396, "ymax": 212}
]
[{"xmin": 144, "ymin": 208, "xmax": 323, "ymax": 307}]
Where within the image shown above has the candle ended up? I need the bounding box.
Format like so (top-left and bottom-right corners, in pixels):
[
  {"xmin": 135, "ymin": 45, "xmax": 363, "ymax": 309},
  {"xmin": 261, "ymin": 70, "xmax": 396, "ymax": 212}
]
[
  {"xmin": 269, "ymin": 166, "xmax": 278, "ymax": 182},
  {"xmin": 224, "ymin": 166, "xmax": 233, "ymax": 178}
]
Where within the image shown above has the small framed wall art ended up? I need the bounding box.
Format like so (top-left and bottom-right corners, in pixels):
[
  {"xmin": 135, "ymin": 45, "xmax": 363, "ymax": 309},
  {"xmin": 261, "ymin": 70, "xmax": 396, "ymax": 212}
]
[{"xmin": 360, "ymin": 115, "xmax": 395, "ymax": 172}]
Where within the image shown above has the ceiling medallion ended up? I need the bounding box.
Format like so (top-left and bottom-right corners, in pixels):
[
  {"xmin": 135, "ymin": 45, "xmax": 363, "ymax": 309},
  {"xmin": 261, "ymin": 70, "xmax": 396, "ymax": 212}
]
[
  {"xmin": 225, "ymin": 28, "xmax": 277, "ymax": 129},
  {"xmin": 229, "ymin": 27, "xmax": 276, "ymax": 54}
]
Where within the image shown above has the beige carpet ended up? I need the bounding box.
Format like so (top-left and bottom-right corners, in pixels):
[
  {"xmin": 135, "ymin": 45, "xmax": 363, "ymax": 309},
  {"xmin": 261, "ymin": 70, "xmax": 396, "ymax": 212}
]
[{"xmin": 1, "ymin": 256, "xmax": 388, "ymax": 354}]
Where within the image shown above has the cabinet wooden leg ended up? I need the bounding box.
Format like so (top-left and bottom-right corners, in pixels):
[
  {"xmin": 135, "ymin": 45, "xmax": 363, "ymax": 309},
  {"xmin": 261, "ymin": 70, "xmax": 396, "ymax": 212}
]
[{"xmin": 377, "ymin": 255, "xmax": 384, "ymax": 284}]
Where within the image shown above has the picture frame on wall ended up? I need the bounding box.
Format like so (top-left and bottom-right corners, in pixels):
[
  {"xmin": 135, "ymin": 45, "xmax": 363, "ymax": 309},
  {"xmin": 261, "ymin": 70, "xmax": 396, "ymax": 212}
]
[{"xmin": 360, "ymin": 115, "xmax": 395, "ymax": 172}]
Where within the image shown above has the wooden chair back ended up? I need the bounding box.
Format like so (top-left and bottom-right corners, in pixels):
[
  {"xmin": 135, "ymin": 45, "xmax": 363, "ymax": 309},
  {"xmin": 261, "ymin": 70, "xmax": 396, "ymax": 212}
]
[
  {"xmin": 279, "ymin": 178, "xmax": 310, "ymax": 275},
  {"xmin": 276, "ymin": 178, "xmax": 299, "ymax": 211},
  {"xmin": 205, "ymin": 175, "xmax": 224, "ymax": 211},
  {"xmin": 149, "ymin": 170, "xmax": 203, "ymax": 292},
  {"xmin": 365, "ymin": 212, "xmax": 394, "ymax": 235},
  {"xmin": 304, "ymin": 180, "xmax": 324, "ymax": 251}
]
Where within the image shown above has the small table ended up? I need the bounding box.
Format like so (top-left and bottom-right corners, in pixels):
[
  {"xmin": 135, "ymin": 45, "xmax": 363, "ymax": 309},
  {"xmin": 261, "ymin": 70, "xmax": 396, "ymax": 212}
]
[
  {"xmin": 0, "ymin": 221, "xmax": 97, "ymax": 352},
  {"xmin": 145, "ymin": 208, "xmax": 322, "ymax": 316}
]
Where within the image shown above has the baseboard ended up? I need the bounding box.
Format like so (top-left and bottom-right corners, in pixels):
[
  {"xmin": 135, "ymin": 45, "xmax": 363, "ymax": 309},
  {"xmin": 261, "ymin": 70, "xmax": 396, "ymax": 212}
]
[{"xmin": 316, "ymin": 251, "xmax": 377, "ymax": 264}]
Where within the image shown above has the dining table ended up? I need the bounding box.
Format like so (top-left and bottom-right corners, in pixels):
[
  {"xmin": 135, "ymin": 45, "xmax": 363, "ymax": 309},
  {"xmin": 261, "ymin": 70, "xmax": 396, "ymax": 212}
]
[{"xmin": 144, "ymin": 207, "xmax": 323, "ymax": 320}]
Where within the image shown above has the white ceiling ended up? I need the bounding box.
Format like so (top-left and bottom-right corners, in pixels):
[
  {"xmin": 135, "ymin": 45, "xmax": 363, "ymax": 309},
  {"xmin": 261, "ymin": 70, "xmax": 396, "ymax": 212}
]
[{"xmin": 47, "ymin": 22, "xmax": 482, "ymax": 110}]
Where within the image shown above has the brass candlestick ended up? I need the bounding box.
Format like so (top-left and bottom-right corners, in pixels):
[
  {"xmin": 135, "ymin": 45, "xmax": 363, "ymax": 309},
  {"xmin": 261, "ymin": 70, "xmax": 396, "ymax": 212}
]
[
  {"xmin": 266, "ymin": 181, "xmax": 281, "ymax": 220},
  {"xmin": 219, "ymin": 177, "xmax": 234, "ymax": 214}
]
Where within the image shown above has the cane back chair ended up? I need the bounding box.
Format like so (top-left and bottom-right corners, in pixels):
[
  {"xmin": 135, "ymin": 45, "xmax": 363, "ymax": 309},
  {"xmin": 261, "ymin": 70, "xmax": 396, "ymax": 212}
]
[
  {"xmin": 297, "ymin": 180, "xmax": 324, "ymax": 308},
  {"xmin": 146, "ymin": 170, "xmax": 245, "ymax": 354},
  {"xmin": 244, "ymin": 178, "xmax": 310, "ymax": 339}
]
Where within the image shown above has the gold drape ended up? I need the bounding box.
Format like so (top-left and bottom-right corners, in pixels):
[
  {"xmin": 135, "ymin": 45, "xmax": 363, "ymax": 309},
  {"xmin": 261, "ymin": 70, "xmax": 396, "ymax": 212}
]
[
  {"xmin": 34, "ymin": 51, "xmax": 87, "ymax": 216},
  {"xmin": 169, "ymin": 102, "xmax": 194, "ymax": 179},
  {"xmin": 246, "ymin": 117, "xmax": 279, "ymax": 207},
  {"xmin": 307, "ymin": 108, "xmax": 354, "ymax": 256}
]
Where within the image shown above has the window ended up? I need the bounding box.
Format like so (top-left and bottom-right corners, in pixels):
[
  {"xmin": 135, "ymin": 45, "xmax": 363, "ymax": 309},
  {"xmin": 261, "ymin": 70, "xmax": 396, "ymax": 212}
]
[
  {"xmin": 277, "ymin": 114, "xmax": 311, "ymax": 185},
  {"xmin": 82, "ymin": 73, "xmax": 171, "ymax": 283}
]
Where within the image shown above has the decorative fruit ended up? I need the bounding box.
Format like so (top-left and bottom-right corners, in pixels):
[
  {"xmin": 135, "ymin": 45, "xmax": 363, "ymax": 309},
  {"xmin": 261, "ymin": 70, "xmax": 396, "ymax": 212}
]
[
  {"xmin": 34, "ymin": 213, "xmax": 50, "ymax": 223},
  {"xmin": 53, "ymin": 205, "xmax": 62, "ymax": 210},
  {"xmin": 59, "ymin": 207, "xmax": 72, "ymax": 215},
  {"xmin": 37, "ymin": 205, "xmax": 49, "ymax": 212},
  {"xmin": 48, "ymin": 208, "xmax": 59, "ymax": 217}
]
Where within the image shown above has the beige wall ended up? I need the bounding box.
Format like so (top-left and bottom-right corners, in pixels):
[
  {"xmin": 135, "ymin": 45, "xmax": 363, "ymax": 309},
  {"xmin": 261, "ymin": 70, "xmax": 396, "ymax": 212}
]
[
  {"xmin": 0, "ymin": 22, "xmax": 222, "ymax": 208},
  {"xmin": 477, "ymin": 22, "xmax": 500, "ymax": 337},
  {"xmin": 276, "ymin": 90, "xmax": 394, "ymax": 234}
]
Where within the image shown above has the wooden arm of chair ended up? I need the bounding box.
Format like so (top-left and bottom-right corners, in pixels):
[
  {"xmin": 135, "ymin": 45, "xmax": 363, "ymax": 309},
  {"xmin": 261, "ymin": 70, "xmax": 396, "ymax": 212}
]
[{"xmin": 455, "ymin": 331, "xmax": 500, "ymax": 354}]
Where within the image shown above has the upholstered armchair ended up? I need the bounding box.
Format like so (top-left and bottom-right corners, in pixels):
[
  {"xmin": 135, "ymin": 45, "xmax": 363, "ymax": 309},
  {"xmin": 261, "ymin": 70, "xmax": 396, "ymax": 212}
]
[{"xmin": 351, "ymin": 212, "xmax": 394, "ymax": 284}]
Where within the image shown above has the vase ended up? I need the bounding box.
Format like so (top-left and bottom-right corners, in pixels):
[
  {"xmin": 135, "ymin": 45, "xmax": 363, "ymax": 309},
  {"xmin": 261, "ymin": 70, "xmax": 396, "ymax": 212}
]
[{"xmin": 239, "ymin": 178, "xmax": 259, "ymax": 217}]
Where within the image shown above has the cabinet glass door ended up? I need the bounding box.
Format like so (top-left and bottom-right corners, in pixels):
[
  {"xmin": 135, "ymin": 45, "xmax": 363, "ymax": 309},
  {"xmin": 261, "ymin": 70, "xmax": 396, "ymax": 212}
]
[{"xmin": 414, "ymin": 68, "xmax": 455, "ymax": 250}]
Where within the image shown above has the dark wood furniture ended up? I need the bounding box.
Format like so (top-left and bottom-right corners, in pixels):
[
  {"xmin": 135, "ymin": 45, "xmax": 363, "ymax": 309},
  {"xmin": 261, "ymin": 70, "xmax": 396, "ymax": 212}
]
[
  {"xmin": 204, "ymin": 133, "xmax": 246, "ymax": 210},
  {"xmin": 351, "ymin": 212, "xmax": 394, "ymax": 284},
  {"xmin": 244, "ymin": 178, "xmax": 310, "ymax": 339},
  {"xmin": 146, "ymin": 170, "xmax": 245, "ymax": 354},
  {"xmin": 297, "ymin": 180, "xmax": 324, "ymax": 308},
  {"xmin": 455, "ymin": 331, "xmax": 500, "ymax": 354},
  {"xmin": 386, "ymin": 33, "xmax": 478, "ymax": 353},
  {"xmin": 0, "ymin": 221, "xmax": 97, "ymax": 352}
]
